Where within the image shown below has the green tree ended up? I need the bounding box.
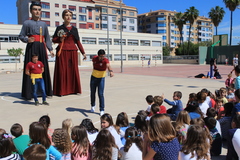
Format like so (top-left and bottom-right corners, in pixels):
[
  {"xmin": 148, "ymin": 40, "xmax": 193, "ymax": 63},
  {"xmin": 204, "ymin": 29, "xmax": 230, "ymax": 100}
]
[
  {"xmin": 7, "ymin": 48, "xmax": 23, "ymax": 72},
  {"xmin": 173, "ymin": 12, "xmax": 186, "ymax": 46},
  {"xmin": 208, "ymin": 6, "xmax": 225, "ymax": 35},
  {"xmin": 175, "ymin": 42, "xmax": 200, "ymax": 55},
  {"xmin": 223, "ymin": 0, "xmax": 240, "ymax": 45},
  {"xmin": 185, "ymin": 6, "xmax": 199, "ymax": 55},
  {"xmin": 163, "ymin": 45, "xmax": 171, "ymax": 56}
]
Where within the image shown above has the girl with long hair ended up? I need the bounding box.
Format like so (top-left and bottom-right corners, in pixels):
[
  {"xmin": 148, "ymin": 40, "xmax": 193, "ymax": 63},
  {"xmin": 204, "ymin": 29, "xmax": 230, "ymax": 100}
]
[
  {"xmin": 179, "ymin": 125, "xmax": 211, "ymax": 160},
  {"xmin": 120, "ymin": 127, "xmax": 143, "ymax": 160},
  {"xmin": 52, "ymin": 128, "xmax": 72, "ymax": 159},
  {"xmin": 100, "ymin": 113, "xmax": 123, "ymax": 149},
  {"xmin": 29, "ymin": 122, "xmax": 61, "ymax": 160},
  {"xmin": 92, "ymin": 129, "xmax": 120, "ymax": 160},
  {"xmin": 80, "ymin": 118, "xmax": 99, "ymax": 144},
  {"xmin": 115, "ymin": 112, "xmax": 129, "ymax": 145},
  {"xmin": 71, "ymin": 126, "xmax": 92, "ymax": 160},
  {"xmin": 143, "ymin": 114, "xmax": 180, "ymax": 160}
]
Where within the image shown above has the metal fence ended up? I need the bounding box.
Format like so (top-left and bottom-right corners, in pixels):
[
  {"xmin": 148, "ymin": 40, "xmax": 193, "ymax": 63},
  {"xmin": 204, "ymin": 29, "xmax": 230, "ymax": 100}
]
[{"xmin": 163, "ymin": 55, "xmax": 199, "ymax": 64}]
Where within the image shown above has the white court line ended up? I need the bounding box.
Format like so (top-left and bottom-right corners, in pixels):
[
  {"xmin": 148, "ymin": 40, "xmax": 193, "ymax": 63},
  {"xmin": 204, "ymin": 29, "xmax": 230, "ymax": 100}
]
[
  {"xmin": 93, "ymin": 113, "xmax": 137, "ymax": 125},
  {"xmin": 1, "ymin": 94, "xmax": 13, "ymax": 102}
]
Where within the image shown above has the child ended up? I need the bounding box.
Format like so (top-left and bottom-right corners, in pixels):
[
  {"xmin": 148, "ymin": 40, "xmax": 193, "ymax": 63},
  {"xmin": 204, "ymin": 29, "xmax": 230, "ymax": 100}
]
[
  {"xmin": 62, "ymin": 118, "xmax": 73, "ymax": 139},
  {"xmin": 52, "ymin": 128, "xmax": 72, "ymax": 160},
  {"xmin": 204, "ymin": 117, "xmax": 222, "ymax": 156},
  {"xmin": 163, "ymin": 91, "xmax": 183, "ymax": 121},
  {"xmin": 219, "ymin": 87, "xmax": 228, "ymax": 104},
  {"xmin": 92, "ymin": 129, "xmax": 120, "ymax": 160},
  {"xmin": 226, "ymin": 87, "xmax": 235, "ymax": 102},
  {"xmin": 214, "ymin": 98, "xmax": 224, "ymax": 118},
  {"xmin": 175, "ymin": 110, "xmax": 190, "ymax": 144},
  {"xmin": 100, "ymin": 113, "xmax": 123, "ymax": 149},
  {"xmin": 146, "ymin": 104, "xmax": 161, "ymax": 121},
  {"xmin": 214, "ymin": 68, "xmax": 222, "ymax": 79},
  {"xmin": 143, "ymin": 114, "xmax": 180, "ymax": 160},
  {"xmin": 29, "ymin": 122, "xmax": 61, "ymax": 160},
  {"xmin": 0, "ymin": 128, "xmax": 6, "ymax": 136},
  {"xmin": 0, "ymin": 133, "xmax": 21, "ymax": 160},
  {"xmin": 115, "ymin": 112, "xmax": 129, "ymax": 145},
  {"xmin": 232, "ymin": 89, "xmax": 240, "ymax": 118},
  {"xmin": 201, "ymin": 88, "xmax": 212, "ymax": 108},
  {"xmin": 145, "ymin": 95, "xmax": 154, "ymax": 115},
  {"xmin": 206, "ymin": 108, "xmax": 222, "ymax": 136},
  {"xmin": 23, "ymin": 144, "xmax": 46, "ymax": 160},
  {"xmin": 218, "ymin": 103, "xmax": 234, "ymax": 140},
  {"xmin": 153, "ymin": 95, "xmax": 166, "ymax": 114},
  {"xmin": 39, "ymin": 115, "xmax": 54, "ymax": 142},
  {"xmin": 226, "ymin": 115, "xmax": 240, "ymax": 159},
  {"xmin": 71, "ymin": 126, "xmax": 92, "ymax": 160},
  {"xmin": 186, "ymin": 93, "xmax": 197, "ymax": 108},
  {"xmin": 148, "ymin": 58, "xmax": 151, "ymax": 68},
  {"xmin": 234, "ymin": 65, "xmax": 240, "ymax": 90},
  {"xmin": 25, "ymin": 54, "xmax": 49, "ymax": 106},
  {"xmin": 225, "ymin": 73, "xmax": 234, "ymax": 88},
  {"xmin": 184, "ymin": 101, "xmax": 203, "ymax": 120},
  {"xmin": 197, "ymin": 91, "xmax": 209, "ymax": 117},
  {"xmin": 179, "ymin": 125, "xmax": 211, "ymax": 160},
  {"xmin": 80, "ymin": 118, "xmax": 99, "ymax": 145},
  {"xmin": 134, "ymin": 111, "xmax": 148, "ymax": 137},
  {"xmin": 120, "ymin": 127, "xmax": 143, "ymax": 160},
  {"xmin": 10, "ymin": 123, "xmax": 30, "ymax": 156}
]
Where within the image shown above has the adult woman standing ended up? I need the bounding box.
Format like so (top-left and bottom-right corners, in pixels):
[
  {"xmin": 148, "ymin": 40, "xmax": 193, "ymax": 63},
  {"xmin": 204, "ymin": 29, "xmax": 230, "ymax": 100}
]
[{"xmin": 52, "ymin": 9, "xmax": 86, "ymax": 96}]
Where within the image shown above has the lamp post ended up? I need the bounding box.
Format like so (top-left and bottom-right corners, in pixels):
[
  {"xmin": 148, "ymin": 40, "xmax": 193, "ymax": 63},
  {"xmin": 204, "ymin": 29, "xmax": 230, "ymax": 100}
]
[
  {"xmin": 107, "ymin": 0, "xmax": 110, "ymax": 76},
  {"xmin": 120, "ymin": 0, "xmax": 123, "ymax": 72}
]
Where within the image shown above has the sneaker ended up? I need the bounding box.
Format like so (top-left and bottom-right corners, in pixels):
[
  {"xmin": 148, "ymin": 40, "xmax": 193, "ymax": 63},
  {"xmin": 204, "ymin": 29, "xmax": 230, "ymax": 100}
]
[
  {"xmin": 35, "ymin": 101, "xmax": 40, "ymax": 106},
  {"xmin": 42, "ymin": 101, "xmax": 49, "ymax": 105},
  {"xmin": 100, "ymin": 111, "xmax": 104, "ymax": 116},
  {"xmin": 91, "ymin": 106, "xmax": 95, "ymax": 113}
]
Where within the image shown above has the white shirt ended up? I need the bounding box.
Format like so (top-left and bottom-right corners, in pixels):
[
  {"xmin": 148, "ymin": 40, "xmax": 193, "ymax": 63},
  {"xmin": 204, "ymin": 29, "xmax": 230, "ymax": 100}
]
[
  {"xmin": 87, "ymin": 131, "xmax": 98, "ymax": 144},
  {"xmin": 120, "ymin": 143, "xmax": 142, "ymax": 160},
  {"xmin": 179, "ymin": 151, "xmax": 208, "ymax": 160},
  {"xmin": 107, "ymin": 126, "xmax": 123, "ymax": 149},
  {"xmin": 232, "ymin": 129, "xmax": 240, "ymax": 159},
  {"xmin": 199, "ymin": 102, "xmax": 209, "ymax": 117}
]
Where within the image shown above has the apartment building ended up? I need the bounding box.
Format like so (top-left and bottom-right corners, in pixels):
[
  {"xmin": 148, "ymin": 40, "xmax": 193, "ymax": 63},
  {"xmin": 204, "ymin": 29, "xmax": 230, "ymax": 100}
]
[
  {"xmin": 137, "ymin": 9, "xmax": 213, "ymax": 54},
  {"xmin": 16, "ymin": 0, "xmax": 137, "ymax": 32}
]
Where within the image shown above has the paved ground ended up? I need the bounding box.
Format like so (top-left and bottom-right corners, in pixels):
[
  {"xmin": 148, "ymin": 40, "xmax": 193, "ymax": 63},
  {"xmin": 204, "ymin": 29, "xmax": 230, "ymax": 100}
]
[{"xmin": 0, "ymin": 63, "xmax": 233, "ymax": 159}]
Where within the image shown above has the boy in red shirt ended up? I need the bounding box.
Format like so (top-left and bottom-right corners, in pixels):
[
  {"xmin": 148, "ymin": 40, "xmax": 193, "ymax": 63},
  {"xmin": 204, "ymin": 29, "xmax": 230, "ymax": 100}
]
[{"xmin": 25, "ymin": 55, "xmax": 49, "ymax": 106}]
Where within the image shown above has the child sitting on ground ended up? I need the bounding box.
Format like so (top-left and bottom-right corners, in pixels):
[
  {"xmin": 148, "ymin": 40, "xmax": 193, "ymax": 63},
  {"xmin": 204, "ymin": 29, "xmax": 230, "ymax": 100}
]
[
  {"xmin": 225, "ymin": 73, "xmax": 234, "ymax": 88},
  {"xmin": 146, "ymin": 104, "xmax": 160, "ymax": 121},
  {"xmin": 226, "ymin": 87, "xmax": 235, "ymax": 102},
  {"xmin": 214, "ymin": 98, "xmax": 225, "ymax": 118},
  {"xmin": 145, "ymin": 95, "xmax": 154, "ymax": 116},
  {"xmin": 10, "ymin": 123, "xmax": 30, "ymax": 156},
  {"xmin": 219, "ymin": 87, "xmax": 228, "ymax": 104},
  {"xmin": 23, "ymin": 144, "xmax": 46, "ymax": 160},
  {"xmin": 197, "ymin": 91, "xmax": 209, "ymax": 117},
  {"xmin": 153, "ymin": 96, "xmax": 166, "ymax": 114},
  {"xmin": 25, "ymin": 54, "xmax": 49, "ymax": 106},
  {"xmin": 163, "ymin": 91, "xmax": 183, "ymax": 121}
]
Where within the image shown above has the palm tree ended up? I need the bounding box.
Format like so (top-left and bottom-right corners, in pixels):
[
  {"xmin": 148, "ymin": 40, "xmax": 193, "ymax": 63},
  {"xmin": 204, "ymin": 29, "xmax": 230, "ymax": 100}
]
[
  {"xmin": 223, "ymin": 0, "xmax": 240, "ymax": 45},
  {"xmin": 208, "ymin": 6, "xmax": 225, "ymax": 35},
  {"xmin": 173, "ymin": 12, "xmax": 186, "ymax": 46},
  {"xmin": 185, "ymin": 6, "xmax": 199, "ymax": 55}
]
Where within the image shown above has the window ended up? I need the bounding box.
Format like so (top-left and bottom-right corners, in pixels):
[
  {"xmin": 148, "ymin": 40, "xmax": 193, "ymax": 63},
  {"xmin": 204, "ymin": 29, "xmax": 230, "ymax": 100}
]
[
  {"xmin": 41, "ymin": 2, "xmax": 50, "ymax": 9},
  {"xmin": 102, "ymin": 8, "xmax": 107, "ymax": 13},
  {"xmin": 99, "ymin": 38, "xmax": 112, "ymax": 45},
  {"xmin": 102, "ymin": 24, "xmax": 108, "ymax": 28},
  {"xmin": 123, "ymin": 10, "xmax": 126, "ymax": 14},
  {"xmin": 69, "ymin": 5, "xmax": 76, "ymax": 11},
  {"xmin": 79, "ymin": 7, "xmax": 86, "ymax": 13},
  {"xmin": 129, "ymin": 19, "xmax": 134, "ymax": 24},
  {"xmin": 129, "ymin": 12, "xmax": 134, "ymax": 16},
  {"xmin": 152, "ymin": 41, "xmax": 161, "ymax": 47},
  {"xmin": 62, "ymin": 4, "xmax": 66, "ymax": 8},
  {"xmin": 146, "ymin": 25, "xmax": 151, "ymax": 28},
  {"xmin": 70, "ymin": 23, "xmax": 76, "ymax": 27},
  {"xmin": 114, "ymin": 54, "xmax": 126, "ymax": 61},
  {"xmin": 112, "ymin": 24, "xmax": 117, "ymax": 29},
  {"xmin": 171, "ymin": 23, "xmax": 175, "ymax": 26},
  {"xmin": 112, "ymin": 16, "xmax": 116, "ymax": 22},
  {"xmin": 102, "ymin": 16, "xmax": 107, "ymax": 21},
  {"xmin": 171, "ymin": 36, "xmax": 174, "ymax": 39},
  {"xmin": 55, "ymin": 12, "xmax": 59, "ymax": 17},
  {"xmin": 82, "ymin": 37, "xmax": 96, "ymax": 44},
  {"xmin": 79, "ymin": 15, "xmax": 86, "ymax": 21},
  {"xmin": 140, "ymin": 40, "xmax": 150, "ymax": 46},
  {"xmin": 114, "ymin": 39, "xmax": 126, "ymax": 45},
  {"xmin": 162, "ymin": 36, "xmax": 166, "ymax": 40},
  {"xmin": 55, "ymin": 21, "xmax": 59, "ymax": 26},
  {"xmin": 128, "ymin": 39, "xmax": 138, "ymax": 46},
  {"xmin": 157, "ymin": 30, "xmax": 166, "ymax": 34},
  {"xmin": 96, "ymin": 24, "xmax": 99, "ymax": 28},
  {"xmin": 119, "ymin": 25, "xmax": 126, "ymax": 30},
  {"xmin": 96, "ymin": 16, "xmax": 99, "ymax": 20},
  {"xmin": 156, "ymin": 23, "xmax": 166, "ymax": 27},
  {"xmin": 55, "ymin": 3, "xmax": 59, "ymax": 8},
  {"xmin": 79, "ymin": 23, "xmax": 87, "ymax": 29},
  {"xmin": 128, "ymin": 54, "xmax": 139, "ymax": 61},
  {"xmin": 72, "ymin": 14, "xmax": 76, "ymax": 20},
  {"xmin": 89, "ymin": 24, "xmax": 93, "ymax": 29},
  {"xmin": 122, "ymin": 17, "xmax": 126, "ymax": 21},
  {"xmin": 112, "ymin": 9, "xmax": 117, "ymax": 14},
  {"xmin": 129, "ymin": 26, "xmax": 135, "ymax": 31},
  {"xmin": 42, "ymin": 20, "xmax": 50, "ymax": 26},
  {"xmin": 41, "ymin": 11, "xmax": 50, "ymax": 18},
  {"xmin": 95, "ymin": 8, "xmax": 99, "ymax": 12},
  {"xmin": 157, "ymin": 17, "xmax": 166, "ymax": 21}
]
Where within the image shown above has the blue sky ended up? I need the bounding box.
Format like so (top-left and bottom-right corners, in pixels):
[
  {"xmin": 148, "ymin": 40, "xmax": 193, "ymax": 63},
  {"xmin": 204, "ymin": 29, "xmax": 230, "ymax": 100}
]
[{"xmin": 0, "ymin": 0, "xmax": 240, "ymax": 44}]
